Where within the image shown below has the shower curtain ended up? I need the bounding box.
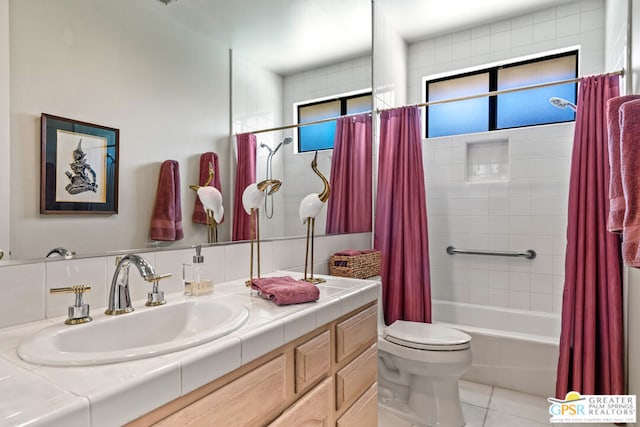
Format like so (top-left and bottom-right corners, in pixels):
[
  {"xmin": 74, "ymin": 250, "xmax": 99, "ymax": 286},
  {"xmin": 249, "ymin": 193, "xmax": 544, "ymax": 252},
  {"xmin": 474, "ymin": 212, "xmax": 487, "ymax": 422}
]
[
  {"xmin": 556, "ymin": 75, "xmax": 623, "ymax": 398},
  {"xmin": 374, "ymin": 106, "xmax": 431, "ymax": 325},
  {"xmin": 232, "ymin": 133, "xmax": 257, "ymax": 241},
  {"xmin": 326, "ymin": 113, "xmax": 372, "ymax": 234}
]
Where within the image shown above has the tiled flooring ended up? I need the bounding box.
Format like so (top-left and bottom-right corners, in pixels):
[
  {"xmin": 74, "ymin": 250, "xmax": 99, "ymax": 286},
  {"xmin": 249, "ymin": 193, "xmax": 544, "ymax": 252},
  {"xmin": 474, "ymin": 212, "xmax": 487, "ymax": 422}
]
[{"xmin": 378, "ymin": 380, "xmax": 616, "ymax": 427}]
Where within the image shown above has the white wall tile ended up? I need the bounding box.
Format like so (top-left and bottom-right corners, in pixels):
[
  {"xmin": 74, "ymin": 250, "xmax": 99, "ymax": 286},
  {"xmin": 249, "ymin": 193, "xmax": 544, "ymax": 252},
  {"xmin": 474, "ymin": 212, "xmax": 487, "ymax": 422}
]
[
  {"xmin": 398, "ymin": 0, "xmax": 602, "ymax": 315},
  {"xmin": 0, "ymin": 263, "xmax": 45, "ymax": 328},
  {"xmin": 45, "ymin": 258, "xmax": 108, "ymax": 318},
  {"xmin": 509, "ymin": 290, "xmax": 530, "ymax": 310}
]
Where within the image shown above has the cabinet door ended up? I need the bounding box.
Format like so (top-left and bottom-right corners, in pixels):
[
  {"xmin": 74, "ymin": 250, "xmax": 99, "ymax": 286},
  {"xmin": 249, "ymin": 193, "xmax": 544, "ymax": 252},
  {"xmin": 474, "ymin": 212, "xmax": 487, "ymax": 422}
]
[
  {"xmin": 269, "ymin": 377, "xmax": 332, "ymax": 427},
  {"xmin": 156, "ymin": 355, "xmax": 286, "ymax": 426},
  {"xmin": 335, "ymin": 305, "xmax": 377, "ymax": 364},
  {"xmin": 295, "ymin": 330, "xmax": 330, "ymax": 393},
  {"xmin": 336, "ymin": 382, "xmax": 377, "ymax": 427},
  {"xmin": 335, "ymin": 343, "xmax": 377, "ymax": 411}
]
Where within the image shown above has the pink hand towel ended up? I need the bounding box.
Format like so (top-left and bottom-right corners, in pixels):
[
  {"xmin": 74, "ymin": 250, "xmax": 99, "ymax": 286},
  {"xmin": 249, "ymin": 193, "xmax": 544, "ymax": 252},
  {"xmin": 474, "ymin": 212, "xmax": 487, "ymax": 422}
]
[
  {"xmin": 620, "ymin": 99, "xmax": 640, "ymax": 266},
  {"xmin": 334, "ymin": 249, "xmax": 363, "ymax": 256},
  {"xmin": 251, "ymin": 276, "xmax": 320, "ymax": 305},
  {"xmin": 606, "ymin": 95, "xmax": 640, "ymax": 232},
  {"xmin": 360, "ymin": 249, "xmax": 380, "ymax": 254},
  {"xmin": 193, "ymin": 152, "xmax": 223, "ymax": 224},
  {"xmin": 150, "ymin": 160, "xmax": 184, "ymax": 241}
]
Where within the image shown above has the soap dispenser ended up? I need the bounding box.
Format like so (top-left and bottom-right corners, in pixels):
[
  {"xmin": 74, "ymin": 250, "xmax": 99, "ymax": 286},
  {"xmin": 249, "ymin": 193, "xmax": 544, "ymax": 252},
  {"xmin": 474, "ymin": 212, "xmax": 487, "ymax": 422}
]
[{"xmin": 183, "ymin": 245, "xmax": 213, "ymax": 296}]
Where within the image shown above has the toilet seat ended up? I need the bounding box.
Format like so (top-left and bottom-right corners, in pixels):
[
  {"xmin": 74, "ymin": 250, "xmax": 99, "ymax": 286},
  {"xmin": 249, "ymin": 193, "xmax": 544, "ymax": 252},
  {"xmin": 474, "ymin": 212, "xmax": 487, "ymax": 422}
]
[{"xmin": 383, "ymin": 320, "xmax": 471, "ymax": 351}]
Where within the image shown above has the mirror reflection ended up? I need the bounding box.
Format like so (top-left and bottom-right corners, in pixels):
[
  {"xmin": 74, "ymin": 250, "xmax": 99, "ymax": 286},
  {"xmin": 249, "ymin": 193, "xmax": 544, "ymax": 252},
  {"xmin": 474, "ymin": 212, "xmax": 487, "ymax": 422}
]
[
  {"xmin": 2, "ymin": 0, "xmax": 372, "ymax": 262},
  {"xmin": 231, "ymin": 0, "xmax": 372, "ymax": 241}
]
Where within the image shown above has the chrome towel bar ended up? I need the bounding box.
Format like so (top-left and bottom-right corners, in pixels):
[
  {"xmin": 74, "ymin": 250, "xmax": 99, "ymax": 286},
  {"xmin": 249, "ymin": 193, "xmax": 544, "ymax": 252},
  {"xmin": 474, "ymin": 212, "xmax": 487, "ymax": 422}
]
[{"xmin": 446, "ymin": 246, "xmax": 536, "ymax": 260}]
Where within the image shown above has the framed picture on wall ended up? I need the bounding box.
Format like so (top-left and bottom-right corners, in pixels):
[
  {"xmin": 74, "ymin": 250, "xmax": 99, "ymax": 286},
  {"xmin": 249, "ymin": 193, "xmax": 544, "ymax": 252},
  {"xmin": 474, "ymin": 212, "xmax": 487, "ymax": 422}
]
[{"xmin": 40, "ymin": 113, "xmax": 119, "ymax": 214}]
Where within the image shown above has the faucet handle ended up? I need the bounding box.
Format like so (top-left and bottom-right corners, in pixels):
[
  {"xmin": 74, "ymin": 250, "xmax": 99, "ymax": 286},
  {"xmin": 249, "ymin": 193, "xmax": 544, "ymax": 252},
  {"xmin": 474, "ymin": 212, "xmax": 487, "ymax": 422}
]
[
  {"xmin": 50, "ymin": 285, "xmax": 92, "ymax": 325},
  {"xmin": 146, "ymin": 273, "xmax": 171, "ymax": 307}
]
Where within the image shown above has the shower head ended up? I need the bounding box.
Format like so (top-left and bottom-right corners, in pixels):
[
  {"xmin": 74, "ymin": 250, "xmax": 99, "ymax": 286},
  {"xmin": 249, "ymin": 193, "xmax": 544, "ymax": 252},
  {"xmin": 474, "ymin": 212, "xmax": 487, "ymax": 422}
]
[
  {"xmin": 260, "ymin": 142, "xmax": 275, "ymax": 154},
  {"xmin": 549, "ymin": 97, "xmax": 577, "ymax": 112},
  {"xmin": 273, "ymin": 137, "xmax": 293, "ymax": 154}
]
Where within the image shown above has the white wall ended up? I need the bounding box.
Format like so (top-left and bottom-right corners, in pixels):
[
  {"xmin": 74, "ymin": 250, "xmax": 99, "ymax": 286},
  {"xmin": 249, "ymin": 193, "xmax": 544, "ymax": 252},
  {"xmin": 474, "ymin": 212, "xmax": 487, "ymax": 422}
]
[
  {"xmin": 373, "ymin": 1, "xmax": 407, "ymax": 110},
  {"xmin": 0, "ymin": 0, "xmax": 9, "ymax": 259},
  {"xmin": 605, "ymin": 0, "xmax": 629, "ymax": 92},
  {"xmin": 633, "ymin": 0, "xmax": 640, "ymax": 94},
  {"xmin": 231, "ymin": 53, "xmax": 284, "ymax": 239},
  {"xmin": 410, "ymin": 0, "xmax": 605, "ymax": 313},
  {"xmin": 9, "ymin": 0, "xmax": 230, "ymax": 259}
]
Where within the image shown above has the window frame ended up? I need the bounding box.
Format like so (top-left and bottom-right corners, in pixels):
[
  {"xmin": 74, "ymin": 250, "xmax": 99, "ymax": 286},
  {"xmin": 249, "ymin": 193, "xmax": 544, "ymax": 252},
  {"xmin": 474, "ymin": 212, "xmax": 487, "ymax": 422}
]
[
  {"xmin": 424, "ymin": 50, "xmax": 578, "ymax": 139},
  {"xmin": 296, "ymin": 91, "xmax": 372, "ymax": 153}
]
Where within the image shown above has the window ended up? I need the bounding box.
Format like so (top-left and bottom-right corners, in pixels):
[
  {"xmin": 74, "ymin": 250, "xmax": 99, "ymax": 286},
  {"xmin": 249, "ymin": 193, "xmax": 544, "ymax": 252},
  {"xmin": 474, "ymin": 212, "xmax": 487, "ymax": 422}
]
[
  {"xmin": 297, "ymin": 92, "xmax": 372, "ymax": 152},
  {"xmin": 425, "ymin": 51, "xmax": 578, "ymax": 138}
]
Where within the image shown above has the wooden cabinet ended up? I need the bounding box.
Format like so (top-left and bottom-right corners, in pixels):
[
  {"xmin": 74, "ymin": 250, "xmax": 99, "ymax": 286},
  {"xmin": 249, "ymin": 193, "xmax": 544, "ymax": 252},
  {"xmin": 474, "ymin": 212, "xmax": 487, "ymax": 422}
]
[
  {"xmin": 335, "ymin": 343, "xmax": 377, "ymax": 411},
  {"xmin": 295, "ymin": 330, "xmax": 331, "ymax": 393},
  {"xmin": 335, "ymin": 305, "xmax": 377, "ymax": 364},
  {"xmin": 336, "ymin": 382, "xmax": 378, "ymax": 427},
  {"xmin": 156, "ymin": 355, "xmax": 287, "ymax": 427},
  {"xmin": 128, "ymin": 303, "xmax": 377, "ymax": 427},
  {"xmin": 268, "ymin": 377, "xmax": 333, "ymax": 427}
]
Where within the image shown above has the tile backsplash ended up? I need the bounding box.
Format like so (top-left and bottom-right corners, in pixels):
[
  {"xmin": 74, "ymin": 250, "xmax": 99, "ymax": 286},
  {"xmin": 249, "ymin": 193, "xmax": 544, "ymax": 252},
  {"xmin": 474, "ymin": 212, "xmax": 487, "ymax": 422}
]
[{"xmin": 0, "ymin": 233, "xmax": 372, "ymax": 329}]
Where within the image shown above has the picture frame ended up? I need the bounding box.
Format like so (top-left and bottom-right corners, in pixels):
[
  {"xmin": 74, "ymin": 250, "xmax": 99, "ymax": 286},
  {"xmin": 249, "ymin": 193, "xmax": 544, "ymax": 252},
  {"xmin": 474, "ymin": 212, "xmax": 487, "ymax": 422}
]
[{"xmin": 40, "ymin": 113, "xmax": 119, "ymax": 214}]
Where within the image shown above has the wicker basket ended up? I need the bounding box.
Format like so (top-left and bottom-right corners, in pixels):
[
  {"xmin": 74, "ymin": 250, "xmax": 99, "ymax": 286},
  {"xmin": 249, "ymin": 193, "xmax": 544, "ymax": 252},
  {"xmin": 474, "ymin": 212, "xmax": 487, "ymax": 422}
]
[{"xmin": 329, "ymin": 250, "xmax": 381, "ymax": 279}]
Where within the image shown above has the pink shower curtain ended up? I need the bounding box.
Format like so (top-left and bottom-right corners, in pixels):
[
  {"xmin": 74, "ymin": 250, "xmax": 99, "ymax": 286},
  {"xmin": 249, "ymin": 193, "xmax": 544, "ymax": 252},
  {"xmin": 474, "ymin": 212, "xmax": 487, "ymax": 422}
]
[
  {"xmin": 326, "ymin": 113, "xmax": 372, "ymax": 234},
  {"xmin": 374, "ymin": 106, "xmax": 431, "ymax": 325},
  {"xmin": 232, "ymin": 133, "xmax": 257, "ymax": 241},
  {"xmin": 556, "ymin": 75, "xmax": 623, "ymax": 398}
]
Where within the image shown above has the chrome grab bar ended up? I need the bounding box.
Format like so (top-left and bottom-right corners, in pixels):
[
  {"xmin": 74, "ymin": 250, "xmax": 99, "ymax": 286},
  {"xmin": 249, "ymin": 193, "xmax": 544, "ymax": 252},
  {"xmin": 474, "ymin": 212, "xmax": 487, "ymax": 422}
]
[{"xmin": 446, "ymin": 246, "xmax": 536, "ymax": 260}]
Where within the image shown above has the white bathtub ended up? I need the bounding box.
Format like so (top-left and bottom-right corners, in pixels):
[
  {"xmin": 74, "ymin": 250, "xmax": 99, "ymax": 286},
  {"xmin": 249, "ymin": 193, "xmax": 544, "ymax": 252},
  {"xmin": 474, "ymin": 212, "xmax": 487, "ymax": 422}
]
[{"xmin": 432, "ymin": 300, "xmax": 560, "ymax": 397}]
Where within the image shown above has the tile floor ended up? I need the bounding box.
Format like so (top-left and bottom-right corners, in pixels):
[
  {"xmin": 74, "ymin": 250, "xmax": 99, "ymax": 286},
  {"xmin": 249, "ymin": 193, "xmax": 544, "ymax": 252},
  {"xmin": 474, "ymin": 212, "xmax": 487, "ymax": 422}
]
[{"xmin": 378, "ymin": 380, "xmax": 616, "ymax": 427}]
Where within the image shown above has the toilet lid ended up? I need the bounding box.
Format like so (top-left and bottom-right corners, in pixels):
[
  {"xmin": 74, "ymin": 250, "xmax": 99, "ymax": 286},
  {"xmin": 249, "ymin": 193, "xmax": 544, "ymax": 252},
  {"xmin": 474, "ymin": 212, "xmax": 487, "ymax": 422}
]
[{"xmin": 383, "ymin": 320, "xmax": 471, "ymax": 351}]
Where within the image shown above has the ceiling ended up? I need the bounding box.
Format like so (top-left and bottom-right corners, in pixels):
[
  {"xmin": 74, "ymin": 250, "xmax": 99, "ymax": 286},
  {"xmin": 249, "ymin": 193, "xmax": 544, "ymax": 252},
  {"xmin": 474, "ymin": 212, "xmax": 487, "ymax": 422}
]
[{"xmin": 156, "ymin": 0, "xmax": 578, "ymax": 75}]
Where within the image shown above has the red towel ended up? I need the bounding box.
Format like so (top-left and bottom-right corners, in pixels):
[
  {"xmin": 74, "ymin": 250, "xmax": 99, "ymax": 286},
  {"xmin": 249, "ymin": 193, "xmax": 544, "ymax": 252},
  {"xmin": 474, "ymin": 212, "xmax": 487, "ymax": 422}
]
[
  {"xmin": 150, "ymin": 160, "xmax": 184, "ymax": 241},
  {"xmin": 334, "ymin": 249, "xmax": 363, "ymax": 256},
  {"xmin": 606, "ymin": 95, "xmax": 640, "ymax": 232},
  {"xmin": 620, "ymin": 100, "xmax": 640, "ymax": 266},
  {"xmin": 193, "ymin": 152, "xmax": 223, "ymax": 224},
  {"xmin": 251, "ymin": 276, "xmax": 319, "ymax": 305}
]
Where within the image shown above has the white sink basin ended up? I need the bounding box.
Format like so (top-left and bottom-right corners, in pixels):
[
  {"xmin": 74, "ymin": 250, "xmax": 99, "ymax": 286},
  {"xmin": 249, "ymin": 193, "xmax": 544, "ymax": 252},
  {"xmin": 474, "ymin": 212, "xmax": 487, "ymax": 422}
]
[{"xmin": 17, "ymin": 299, "xmax": 249, "ymax": 366}]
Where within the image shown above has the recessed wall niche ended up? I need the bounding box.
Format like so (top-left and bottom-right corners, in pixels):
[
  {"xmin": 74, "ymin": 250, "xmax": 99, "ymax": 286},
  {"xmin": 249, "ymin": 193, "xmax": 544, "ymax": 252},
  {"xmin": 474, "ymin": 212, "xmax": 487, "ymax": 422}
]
[{"xmin": 466, "ymin": 140, "xmax": 510, "ymax": 183}]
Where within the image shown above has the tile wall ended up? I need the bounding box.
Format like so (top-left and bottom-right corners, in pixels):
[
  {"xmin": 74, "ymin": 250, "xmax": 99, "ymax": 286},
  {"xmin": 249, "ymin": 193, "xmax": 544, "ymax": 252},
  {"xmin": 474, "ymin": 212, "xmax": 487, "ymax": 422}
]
[
  {"xmin": 407, "ymin": 0, "xmax": 606, "ymax": 104},
  {"xmin": 0, "ymin": 232, "xmax": 372, "ymax": 329},
  {"xmin": 406, "ymin": 0, "xmax": 606, "ymax": 313},
  {"xmin": 281, "ymin": 55, "xmax": 372, "ymax": 237},
  {"xmin": 425, "ymin": 124, "xmax": 573, "ymax": 313},
  {"xmin": 231, "ymin": 53, "xmax": 285, "ymax": 239}
]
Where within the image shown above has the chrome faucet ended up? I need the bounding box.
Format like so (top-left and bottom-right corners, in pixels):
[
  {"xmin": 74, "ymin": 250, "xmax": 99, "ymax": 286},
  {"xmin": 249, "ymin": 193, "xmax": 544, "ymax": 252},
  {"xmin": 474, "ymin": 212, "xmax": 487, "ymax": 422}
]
[
  {"xmin": 105, "ymin": 254, "xmax": 171, "ymax": 315},
  {"xmin": 46, "ymin": 247, "xmax": 75, "ymax": 259}
]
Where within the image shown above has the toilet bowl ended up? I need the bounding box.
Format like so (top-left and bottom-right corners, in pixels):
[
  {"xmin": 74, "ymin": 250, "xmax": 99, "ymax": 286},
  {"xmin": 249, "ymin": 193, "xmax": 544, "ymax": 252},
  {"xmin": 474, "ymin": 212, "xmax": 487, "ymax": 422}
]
[{"xmin": 377, "ymin": 290, "xmax": 472, "ymax": 427}]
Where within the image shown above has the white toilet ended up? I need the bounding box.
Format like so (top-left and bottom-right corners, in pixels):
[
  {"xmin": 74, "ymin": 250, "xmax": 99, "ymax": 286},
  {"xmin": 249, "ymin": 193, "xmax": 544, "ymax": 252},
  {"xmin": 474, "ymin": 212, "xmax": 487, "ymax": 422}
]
[{"xmin": 377, "ymin": 288, "xmax": 472, "ymax": 427}]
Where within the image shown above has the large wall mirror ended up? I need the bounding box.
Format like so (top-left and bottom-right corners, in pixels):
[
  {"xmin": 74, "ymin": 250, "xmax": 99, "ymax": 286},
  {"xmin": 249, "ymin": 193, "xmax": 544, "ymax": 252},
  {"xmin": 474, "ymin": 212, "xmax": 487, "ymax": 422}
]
[
  {"xmin": 230, "ymin": 0, "xmax": 372, "ymax": 241},
  {"xmin": 1, "ymin": 0, "xmax": 372, "ymax": 263}
]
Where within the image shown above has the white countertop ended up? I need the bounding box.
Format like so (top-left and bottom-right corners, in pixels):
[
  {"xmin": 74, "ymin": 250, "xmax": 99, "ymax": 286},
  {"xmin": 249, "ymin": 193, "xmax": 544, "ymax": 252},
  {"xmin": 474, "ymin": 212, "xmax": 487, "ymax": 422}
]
[{"xmin": 0, "ymin": 272, "xmax": 379, "ymax": 427}]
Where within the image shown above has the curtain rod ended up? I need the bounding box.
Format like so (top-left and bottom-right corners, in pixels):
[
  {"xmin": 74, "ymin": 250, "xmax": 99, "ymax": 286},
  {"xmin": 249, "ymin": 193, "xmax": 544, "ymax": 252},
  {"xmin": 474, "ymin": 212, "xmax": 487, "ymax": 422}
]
[
  {"xmin": 238, "ymin": 69, "xmax": 624, "ymax": 136},
  {"xmin": 377, "ymin": 69, "xmax": 625, "ymax": 113},
  {"xmin": 241, "ymin": 111, "xmax": 372, "ymax": 136}
]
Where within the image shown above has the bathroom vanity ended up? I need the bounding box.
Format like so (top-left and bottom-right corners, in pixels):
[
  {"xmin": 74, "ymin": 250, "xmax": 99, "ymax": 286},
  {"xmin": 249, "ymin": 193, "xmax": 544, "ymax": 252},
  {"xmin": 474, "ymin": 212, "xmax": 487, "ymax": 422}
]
[
  {"xmin": 129, "ymin": 300, "xmax": 378, "ymax": 426},
  {"xmin": 0, "ymin": 273, "xmax": 378, "ymax": 426}
]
